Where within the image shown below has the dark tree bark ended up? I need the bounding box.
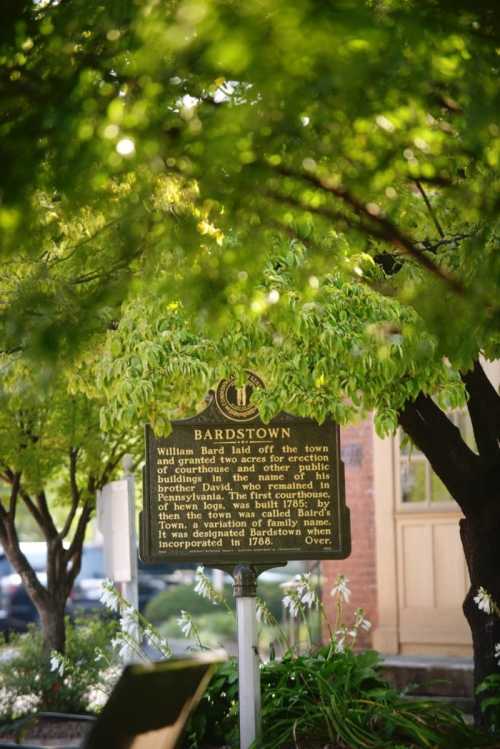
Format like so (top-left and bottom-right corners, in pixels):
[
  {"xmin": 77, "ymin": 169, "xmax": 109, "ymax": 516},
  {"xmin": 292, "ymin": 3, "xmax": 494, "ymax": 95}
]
[
  {"xmin": 39, "ymin": 594, "xmax": 68, "ymax": 654},
  {"xmin": 398, "ymin": 360, "xmax": 500, "ymax": 724},
  {"xmin": 0, "ymin": 441, "xmax": 125, "ymax": 656},
  {"xmin": 0, "ymin": 483, "xmax": 93, "ymax": 654}
]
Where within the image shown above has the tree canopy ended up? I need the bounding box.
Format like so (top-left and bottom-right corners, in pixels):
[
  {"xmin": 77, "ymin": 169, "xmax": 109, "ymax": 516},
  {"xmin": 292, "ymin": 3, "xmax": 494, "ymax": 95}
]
[{"xmin": 1, "ymin": 0, "xmax": 499, "ymax": 367}]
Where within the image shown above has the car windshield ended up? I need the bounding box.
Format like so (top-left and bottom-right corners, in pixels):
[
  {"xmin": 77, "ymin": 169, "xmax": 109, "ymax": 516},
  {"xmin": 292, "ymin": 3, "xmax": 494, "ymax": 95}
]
[{"xmin": 77, "ymin": 547, "xmax": 104, "ymax": 579}]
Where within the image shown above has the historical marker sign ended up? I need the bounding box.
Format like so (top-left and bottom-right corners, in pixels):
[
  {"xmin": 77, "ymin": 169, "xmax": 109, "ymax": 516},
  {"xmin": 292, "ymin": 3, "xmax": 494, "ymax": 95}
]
[{"xmin": 140, "ymin": 376, "xmax": 350, "ymax": 565}]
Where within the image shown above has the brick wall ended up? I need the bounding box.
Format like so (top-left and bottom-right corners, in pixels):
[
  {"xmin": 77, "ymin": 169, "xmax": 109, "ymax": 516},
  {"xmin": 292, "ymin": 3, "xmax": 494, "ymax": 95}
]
[{"xmin": 321, "ymin": 418, "xmax": 377, "ymax": 648}]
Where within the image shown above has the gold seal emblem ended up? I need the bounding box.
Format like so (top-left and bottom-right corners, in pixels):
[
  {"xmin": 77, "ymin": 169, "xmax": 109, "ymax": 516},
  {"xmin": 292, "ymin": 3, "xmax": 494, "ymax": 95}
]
[{"xmin": 215, "ymin": 372, "xmax": 264, "ymax": 421}]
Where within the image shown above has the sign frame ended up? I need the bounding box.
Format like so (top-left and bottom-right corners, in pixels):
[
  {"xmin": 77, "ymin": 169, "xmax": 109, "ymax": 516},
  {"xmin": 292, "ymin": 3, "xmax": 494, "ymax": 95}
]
[{"xmin": 140, "ymin": 390, "xmax": 350, "ymax": 567}]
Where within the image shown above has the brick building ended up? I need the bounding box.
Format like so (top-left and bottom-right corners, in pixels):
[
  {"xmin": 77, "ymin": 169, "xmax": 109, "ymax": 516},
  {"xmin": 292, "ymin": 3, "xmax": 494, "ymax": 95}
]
[{"xmin": 321, "ymin": 420, "xmax": 378, "ymax": 650}]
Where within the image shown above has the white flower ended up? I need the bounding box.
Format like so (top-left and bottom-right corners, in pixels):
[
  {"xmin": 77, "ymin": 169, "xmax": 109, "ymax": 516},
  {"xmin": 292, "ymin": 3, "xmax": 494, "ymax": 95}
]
[
  {"xmin": 0, "ymin": 686, "xmax": 12, "ymax": 715},
  {"xmin": 49, "ymin": 651, "xmax": 65, "ymax": 676},
  {"xmin": 194, "ymin": 566, "xmax": 207, "ymax": 594},
  {"xmin": 294, "ymin": 573, "xmax": 319, "ymax": 610},
  {"xmin": 85, "ymin": 666, "xmax": 122, "ymax": 713},
  {"xmin": 473, "ymin": 587, "xmax": 493, "ymax": 614},
  {"xmin": 100, "ymin": 580, "xmax": 120, "ymax": 612},
  {"xmin": 119, "ymin": 606, "xmax": 139, "ymax": 641},
  {"xmin": 12, "ymin": 693, "xmax": 40, "ymax": 718},
  {"xmin": 94, "ymin": 648, "xmax": 106, "ymax": 663},
  {"xmin": 177, "ymin": 610, "xmax": 195, "ymax": 638},
  {"xmin": 494, "ymin": 644, "xmax": 500, "ymax": 665},
  {"xmin": 85, "ymin": 686, "xmax": 108, "ymax": 713},
  {"xmin": 111, "ymin": 634, "xmax": 130, "ymax": 661},
  {"xmin": 282, "ymin": 593, "xmax": 300, "ymax": 618},
  {"xmin": 194, "ymin": 566, "xmax": 220, "ymax": 605},
  {"xmin": 330, "ymin": 574, "xmax": 351, "ymax": 603},
  {"xmin": 256, "ymin": 598, "xmax": 274, "ymax": 625},
  {"xmin": 354, "ymin": 608, "xmax": 372, "ymax": 632},
  {"xmin": 301, "ymin": 589, "xmax": 317, "ymax": 608},
  {"xmin": 334, "ymin": 632, "xmax": 346, "ymax": 653},
  {"xmin": 144, "ymin": 627, "xmax": 172, "ymax": 658}
]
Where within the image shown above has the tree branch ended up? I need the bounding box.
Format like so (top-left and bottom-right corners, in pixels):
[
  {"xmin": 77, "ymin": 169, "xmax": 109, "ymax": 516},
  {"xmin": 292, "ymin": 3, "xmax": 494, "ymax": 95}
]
[
  {"xmin": 17, "ymin": 487, "xmax": 45, "ymax": 526},
  {"xmin": 49, "ymin": 218, "xmax": 122, "ymax": 268},
  {"xmin": 36, "ymin": 491, "xmax": 59, "ymax": 540},
  {"xmin": 0, "ymin": 503, "xmax": 48, "ymax": 606},
  {"xmin": 8, "ymin": 472, "xmax": 21, "ymax": 520},
  {"xmin": 99, "ymin": 448, "xmax": 133, "ymax": 488},
  {"xmin": 398, "ymin": 393, "xmax": 479, "ymax": 512},
  {"xmin": 64, "ymin": 501, "xmax": 93, "ymax": 594},
  {"xmin": 461, "ymin": 360, "xmax": 500, "ymax": 460},
  {"xmin": 58, "ymin": 447, "xmax": 81, "ymax": 541},
  {"xmin": 420, "ymin": 232, "xmax": 478, "ymax": 253},
  {"xmin": 0, "ymin": 466, "xmax": 22, "ymax": 521},
  {"xmin": 271, "ymin": 165, "xmax": 465, "ymax": 295},
  {"xmin": 415, "ymin": 180, "xmax": 445, "ymax": 238}
]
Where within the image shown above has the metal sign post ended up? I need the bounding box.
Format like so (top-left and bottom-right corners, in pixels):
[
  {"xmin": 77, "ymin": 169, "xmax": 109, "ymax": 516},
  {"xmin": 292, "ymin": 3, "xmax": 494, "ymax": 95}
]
[{"xmin": 233, "ymin": 565, "xmax": 261, "ymax": 749}]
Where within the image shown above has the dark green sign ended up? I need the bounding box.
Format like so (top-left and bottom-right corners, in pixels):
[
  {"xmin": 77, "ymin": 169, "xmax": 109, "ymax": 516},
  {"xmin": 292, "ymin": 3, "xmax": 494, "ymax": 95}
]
[{"xmin": 140, "ymin": 378, "xmax": 350, "ymax": 565}]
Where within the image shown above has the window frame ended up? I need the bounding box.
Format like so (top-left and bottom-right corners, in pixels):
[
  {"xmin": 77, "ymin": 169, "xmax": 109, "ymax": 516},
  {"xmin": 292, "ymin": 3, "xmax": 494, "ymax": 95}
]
[{"xmin": 395, "ymin": 410, "xmax": 474, "ymax": 513}]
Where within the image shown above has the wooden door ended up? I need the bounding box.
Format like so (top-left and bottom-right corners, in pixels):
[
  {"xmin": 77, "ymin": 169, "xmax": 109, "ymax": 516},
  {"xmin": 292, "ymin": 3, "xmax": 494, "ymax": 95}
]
[{"xmin": 394, "ymin": 426, "xmax": 472, "ymax": 656}]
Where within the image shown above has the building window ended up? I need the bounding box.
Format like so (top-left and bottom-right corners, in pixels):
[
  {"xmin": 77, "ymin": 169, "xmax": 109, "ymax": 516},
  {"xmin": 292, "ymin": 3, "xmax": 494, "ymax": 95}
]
[{"xmin": 399, "ymin": 410, "xmax": 475, "ymax": 507}]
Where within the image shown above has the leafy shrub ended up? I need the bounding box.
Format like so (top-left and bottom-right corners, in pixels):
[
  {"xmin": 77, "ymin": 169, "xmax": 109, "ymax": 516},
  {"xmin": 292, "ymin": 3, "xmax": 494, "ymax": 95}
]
[
  {"xmin": 0, "ymin": 615, "xmax": 119, "ymax": 720},
  {"xmin": 145, "ymin": 580, "xmax": 284, "ymax": 627},
  {"xmin": 184, "ymin": 658, "xmax": 239, "ymax": 749},
  {"xmin": 185, "ymin": 649, "xmax": 497, "ymax": 749},
  {"xmin": 258, "ymin": 647, "xmax": 472, "ymax": 749},
  {"xmin": 161, "ymin": 610, "xmax": 236, "ymax": 646},
  {"xmin": 477, "ymin": 673, "xmax": 500, "ymax": 732},
  {"xmin": 144, "ymin": 583, "xmax": 234, "ymax": 624}
]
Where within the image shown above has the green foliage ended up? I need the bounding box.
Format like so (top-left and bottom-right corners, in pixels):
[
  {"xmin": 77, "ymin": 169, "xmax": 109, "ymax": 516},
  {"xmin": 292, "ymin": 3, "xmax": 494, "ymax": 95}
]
[
  {"xmin": 146, "ymin": 581, "xmax": 283, "ymax": 628},
  {"xmin": 162, "ymin": 610, "xmax": 236, "ymax": 647},
  {"xmin": 1, "ymin": 0, "xmax": 498, "ymax": 450},
  {"xmin": 144, "ymin": 583, "xmax": 234, "ymax": 625},
  {"xmin": 1, "ymin": 0, "xmax": 499, "ymax": 366},
  {"xmin": 0, "ymin": 347, "xmax": 139, "ymax": 654},
  {"xmin": 185, "ymin": 649, "xmax": 498, "ymax": 749},
  {"xmin": 0, "ymin": 359, "xmax": 135, "ymax": 496},
  {"xmin": 0, "ymin": 616, "xmax": 118, "ymax": 720},
  {"xmin": 477, "ymin": 674, "xmax": 500, "ymax": 732},
  {"xmin": 258, "ymin": 647, "xmax": 480, "ymax": 749},
  {"xmin": 184, "ymin": 658, "xmax": 239, "ymax": 749},
  {"xmin": 84, "ymin": 259, "xmax": 470, "ymax": 436}
]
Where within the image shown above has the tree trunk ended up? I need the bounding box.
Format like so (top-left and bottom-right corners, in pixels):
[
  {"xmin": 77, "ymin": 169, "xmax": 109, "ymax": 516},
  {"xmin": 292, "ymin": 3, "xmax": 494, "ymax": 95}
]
[
  {"xmin": 461, "ymin": 512, "xmax": 500, "ymax": 725},
  {"xmin": 398, "ymin": 379, "xmax": 500, "ymax": 726},
  {"xmin": 38, "ymin": 595, "xmax": 67, "ymax": 655}
]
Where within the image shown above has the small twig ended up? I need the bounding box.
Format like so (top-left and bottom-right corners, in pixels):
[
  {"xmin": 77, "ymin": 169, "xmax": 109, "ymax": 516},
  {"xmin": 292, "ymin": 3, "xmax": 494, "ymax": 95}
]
[
  {"xmin": 415, "ymin": 180, "xmax": 445, "ymax": 238},
  {"xmin": 419, "ymin": 231, "xmax": 477, "ymax": 253},
  {"xmin": 49, "ymin": 218, "xmax": 122, "ymax": 267}
]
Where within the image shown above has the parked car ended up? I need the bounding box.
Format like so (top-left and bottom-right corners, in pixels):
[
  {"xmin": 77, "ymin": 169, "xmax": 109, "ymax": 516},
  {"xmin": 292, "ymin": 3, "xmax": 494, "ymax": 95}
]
[
  {"xmin": 0, "ymin": 542, "xmax": 195, "ymax": 633},
  {"xmin": 69, "ymin": 545, "xmax": 196, "ymax": 615}
]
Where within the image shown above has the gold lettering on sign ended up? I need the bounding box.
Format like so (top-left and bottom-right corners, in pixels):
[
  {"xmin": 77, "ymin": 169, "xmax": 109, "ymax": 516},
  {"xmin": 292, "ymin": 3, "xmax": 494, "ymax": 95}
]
[
  {"xmin": 193, "ymin": 427, "xmax": 291, "ymax": 441},
  {"xmin": 151, "ymin": 420, "xmax": 340, "ymax": 557}
]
